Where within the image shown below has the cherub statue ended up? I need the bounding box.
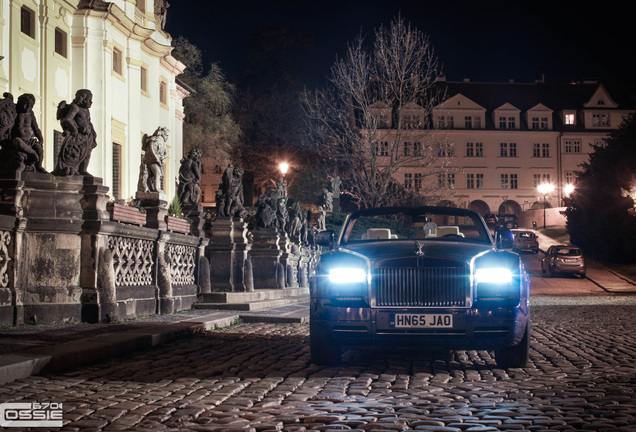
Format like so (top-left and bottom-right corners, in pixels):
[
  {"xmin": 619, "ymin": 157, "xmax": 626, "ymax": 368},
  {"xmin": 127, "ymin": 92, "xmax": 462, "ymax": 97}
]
[
  {"xmin": 0, "ymin": 93, "xmax": 47, "ymax": 177},
  {"xmin": 138, "ymin": 127, "xmax": 169, "ymax": 193},
  {"xmin": 53, "ymin": 89, "xmax": 97, "ymax": 176}
]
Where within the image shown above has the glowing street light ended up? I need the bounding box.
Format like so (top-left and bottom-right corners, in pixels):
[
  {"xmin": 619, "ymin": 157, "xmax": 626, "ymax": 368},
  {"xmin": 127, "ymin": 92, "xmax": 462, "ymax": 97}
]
[
  {"xmin": 537, "ymin": 182, "xmax": 555, "ymax": 229},
  {"xmin": 279, "ymin": 162, "xmax": 289, "ymax": 177},
  {"xmin": 563, "ymin": 184, "xmax": 575, "ymax": 198}
]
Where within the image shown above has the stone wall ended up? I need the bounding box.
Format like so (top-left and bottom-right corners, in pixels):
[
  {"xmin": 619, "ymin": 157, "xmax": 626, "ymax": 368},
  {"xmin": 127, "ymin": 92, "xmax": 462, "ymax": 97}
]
[{"xmin": 0, "ymin": 173, "xmax": 209, "ymax": 325}]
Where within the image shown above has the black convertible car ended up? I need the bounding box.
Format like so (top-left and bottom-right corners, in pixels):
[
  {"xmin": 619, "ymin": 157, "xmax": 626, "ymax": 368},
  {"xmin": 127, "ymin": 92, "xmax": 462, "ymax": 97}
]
[{"xmin": 310, "ymin": 206, "xmax": 530, "ymax": 368}]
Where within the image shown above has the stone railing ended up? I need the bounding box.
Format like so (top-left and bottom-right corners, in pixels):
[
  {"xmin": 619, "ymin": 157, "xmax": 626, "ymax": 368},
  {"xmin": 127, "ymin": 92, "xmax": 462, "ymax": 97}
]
[
  {"xmin": 0, "ymin": 172, "xmax": 318, "ymax": 326},
  {"xmin": 0, "ymin": 173, "xmax": 210, "ymax": 325}
]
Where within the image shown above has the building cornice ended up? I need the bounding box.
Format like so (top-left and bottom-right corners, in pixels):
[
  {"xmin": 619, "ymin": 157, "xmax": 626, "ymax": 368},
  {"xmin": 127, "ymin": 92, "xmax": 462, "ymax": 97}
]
[{"xmin": 77, "ymin": 0, "xmax": 178, "ymax": 65}]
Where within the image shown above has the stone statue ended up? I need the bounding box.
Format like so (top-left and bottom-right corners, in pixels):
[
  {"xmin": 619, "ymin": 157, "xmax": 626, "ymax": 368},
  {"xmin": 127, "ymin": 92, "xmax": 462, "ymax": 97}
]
[
  {"xmin": 276, "ymin": 196, "xmax": 289, "ymax": 231},
  {"xmin": 286, "ymin": 202, "xmax": 303, "ymax": 241},
  {"xmin": 255, "ymin": 189, "xmax": 279, "ymax": 229},
  {"xmin": 317, "ymin": 206, "xmax": 326, "ymax": 231},
  {"xmin": 155, "ymin": 0, "xmax": 170, "ymax": 30},
  {"xmin": 53, "ymin": 89, "xmax": 97, "ymax": 176},
  {"xmin": 330, "ymin": 176, "xmax": 341, "ymax": 197},
  {"xmin": 322, "ymin": 187, "xmax": 333, "ymax": 212},
  {"xmin": 138, "ymin": 127, "xmax": 169, "ymax": 193},
  {"xmin": 216, "ymin": 164, "xmax": 246, "ymax": 218},
  {"xmin": 0, "ymin": 93, "xmax": 47, "ymax": 177},
  {"xmin": 276, "ymin": 177, "xmax": 286, "ymax": 198},
  {"xmin": 177, "ymin": 147, "xmax": 202, "ymax": 206}
]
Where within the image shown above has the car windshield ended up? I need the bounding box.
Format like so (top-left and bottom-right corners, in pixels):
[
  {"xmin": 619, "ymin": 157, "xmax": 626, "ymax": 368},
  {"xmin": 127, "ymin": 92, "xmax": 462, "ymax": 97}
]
[
  {"xmin": 340, "ymin": 207, "xmax": 492, "ymax": 245},
  {"xmin": 517, "ymin": 232, "xmax": 535, "ymax": 238},
  {"xmin": 556, "ymin": 248, "xmax": 582, "ymax": 256}
]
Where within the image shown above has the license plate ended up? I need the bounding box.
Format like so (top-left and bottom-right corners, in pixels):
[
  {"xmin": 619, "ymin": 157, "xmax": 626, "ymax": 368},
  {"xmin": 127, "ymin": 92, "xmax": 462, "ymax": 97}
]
[{"xmin": 390, "ymin": 313, "xmax": 453, "ymax": 328}]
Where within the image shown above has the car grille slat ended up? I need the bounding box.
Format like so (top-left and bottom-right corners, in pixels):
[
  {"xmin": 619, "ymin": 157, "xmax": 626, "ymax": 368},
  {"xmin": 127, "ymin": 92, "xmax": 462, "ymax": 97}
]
[{"xmin": 374, "ymin": 266, "xmax": 469, "ymax": 307}]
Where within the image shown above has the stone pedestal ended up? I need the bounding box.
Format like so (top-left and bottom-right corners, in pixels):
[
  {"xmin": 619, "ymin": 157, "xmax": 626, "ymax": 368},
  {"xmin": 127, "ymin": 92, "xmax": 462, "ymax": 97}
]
[
  {"xmin": 250, "ymin": 228, "xmax": 284, "ymax": 289},
  {"xmin": 280, "ymin": 242, "xmax": 300, "ymax": 288},
  {"xmin": 136, "ymin": 191, "xmax": 168, "ymax": 230},
  {"xmin": 80, "ymin": 177, "xmax": 110, "ymax": 222},
  {"xmin": 298, "ymin": 248, "xmax": 311, "ymax": 288},
  {"xmin": 206, "ymin": 217, "xmax": 253, "ymax": 292},
  {"xmin": 183, "ymin": 203, "xmax": 206, "ymax": 237}
]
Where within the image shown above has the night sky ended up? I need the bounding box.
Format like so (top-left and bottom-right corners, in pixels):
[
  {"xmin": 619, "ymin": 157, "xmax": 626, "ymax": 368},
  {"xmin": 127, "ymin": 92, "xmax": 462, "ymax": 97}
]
[{"xmin": 164, "ymin": 1, "xmax": 634, "ymax": 88}]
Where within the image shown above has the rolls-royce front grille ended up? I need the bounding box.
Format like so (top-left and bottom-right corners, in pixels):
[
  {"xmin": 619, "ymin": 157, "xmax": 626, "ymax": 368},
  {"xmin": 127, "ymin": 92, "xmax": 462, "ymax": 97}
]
[{"xmin": 373, "ymin": 267, "xmax": 470, "ymax": 307}]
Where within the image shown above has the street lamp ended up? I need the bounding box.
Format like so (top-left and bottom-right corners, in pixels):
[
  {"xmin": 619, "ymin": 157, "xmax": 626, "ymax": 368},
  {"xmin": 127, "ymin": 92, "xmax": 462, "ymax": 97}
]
[
  {"xmin": 279, "ymin": 162, "xmax": 289, "ymax": 177},
  {"xmin": 537, "ymin": 182, "xmax": 555, "ymax": 229},
  {"xmin": 278, "ymin": 162, "xmax": 289, "ymax": 197}
]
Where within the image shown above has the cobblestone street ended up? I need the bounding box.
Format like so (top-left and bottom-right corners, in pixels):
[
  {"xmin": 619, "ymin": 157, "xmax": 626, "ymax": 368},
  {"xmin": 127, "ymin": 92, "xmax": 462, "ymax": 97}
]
[{"xmin": 1, "ymin": 297, "xmax": 635, "ymax": 431}]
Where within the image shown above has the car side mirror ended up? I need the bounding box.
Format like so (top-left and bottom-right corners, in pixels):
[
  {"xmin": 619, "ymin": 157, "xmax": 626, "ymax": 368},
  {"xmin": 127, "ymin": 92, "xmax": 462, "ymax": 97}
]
[
  {"xmin": 315, "ymin": 230, "xmax": 335, "ymax": 249},
  {"xmin": 496, "ymin": 229, "xmax": 514, "ymax": 249}
]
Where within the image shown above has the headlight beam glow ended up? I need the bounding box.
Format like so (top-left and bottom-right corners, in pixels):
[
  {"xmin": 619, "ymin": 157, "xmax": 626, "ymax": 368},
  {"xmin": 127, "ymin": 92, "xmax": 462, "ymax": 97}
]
[
  {"xmin": 328, "ymin": 268, "xmax": 367, "ymax": 284},
  {"xmin": 475, "ymin": 267, "xmax": 513, "ymax": 284}
]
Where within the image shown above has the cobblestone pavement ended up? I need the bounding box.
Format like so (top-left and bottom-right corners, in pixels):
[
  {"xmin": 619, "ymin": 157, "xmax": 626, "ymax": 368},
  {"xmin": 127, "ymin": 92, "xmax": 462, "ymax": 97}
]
[{"xmin": 1, "ymin": 298, "xmax": 636, "ymax": 431}]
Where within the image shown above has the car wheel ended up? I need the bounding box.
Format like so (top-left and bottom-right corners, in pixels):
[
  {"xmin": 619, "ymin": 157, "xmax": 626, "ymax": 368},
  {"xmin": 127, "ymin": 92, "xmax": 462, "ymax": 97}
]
[
  {"xmin": 310, "ymin": 320, "xmax": 341, "ymax": 366},
  {"xmin": 495, "ymin": 322, "xmax": 530, "ymax": 369}
]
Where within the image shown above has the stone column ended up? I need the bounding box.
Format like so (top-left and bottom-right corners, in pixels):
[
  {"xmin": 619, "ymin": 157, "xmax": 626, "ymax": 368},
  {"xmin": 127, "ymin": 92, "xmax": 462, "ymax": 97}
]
[
  {"xmin": 280, "ymin": 242, "xmax": 300, "ymax": 288},
  {"xmin": 206, "ymin": 217, "xmax": 253, "ymax": 292},
  {"xmin": 79, "ymin": 176, "xmax": 113, "ymax": 323},
  {"xmin": 249, "ymin": 227, "xmax": 284, "ymax": 289}
]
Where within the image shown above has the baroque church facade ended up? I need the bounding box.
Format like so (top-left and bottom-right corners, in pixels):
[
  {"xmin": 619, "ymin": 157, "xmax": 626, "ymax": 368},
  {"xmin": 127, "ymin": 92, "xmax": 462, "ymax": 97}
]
[{"xmin": 0, "ymin": 0, "xmax": 186, "ymax": 201}]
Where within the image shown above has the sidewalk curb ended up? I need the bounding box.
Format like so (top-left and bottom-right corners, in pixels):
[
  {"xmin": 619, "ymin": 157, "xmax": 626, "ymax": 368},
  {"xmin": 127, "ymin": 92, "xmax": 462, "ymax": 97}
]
[{"xmin": 0, "ymin": 314, "xmax": 241, "ymax": 385}]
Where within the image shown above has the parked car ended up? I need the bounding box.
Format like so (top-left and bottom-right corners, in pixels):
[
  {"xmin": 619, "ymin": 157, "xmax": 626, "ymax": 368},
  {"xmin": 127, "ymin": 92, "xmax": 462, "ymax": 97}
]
[
  {"xmin": 541, "ymin": 245, "xmax": 586, "ymax": 278},
  {"xmin": 484, "ymin": 213, "xmax": 497, "ymax": 227},
  {"xmin": 311, "ymin": 206, "xmax": 531, "ymax": 369},
  {"xmin": 495, "ymin": 214, "xmax": 518, "ymax": 230},
  {"xmin": 512, "ymin": 230, "xmax": 539, "ymax": 254}
]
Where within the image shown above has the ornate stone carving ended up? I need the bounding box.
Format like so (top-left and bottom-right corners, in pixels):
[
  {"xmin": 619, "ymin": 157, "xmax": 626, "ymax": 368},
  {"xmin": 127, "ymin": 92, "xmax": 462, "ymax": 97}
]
[
  {"xmin": 167, "ymin": 243, "xmax": 196, "ymax": 285},
  {"xmin": 107, "ymin": 236, "xmax": 155, "ymax": 287},
  {"xmin": 53, "ymin": 89, "xmax": 97, "ymax": 176},
  {"xmin": 138, "ymin": 127, "xmax": 169, "ymax": 193},
  {"xmin": 255, "ymin": 189, "xmax": 279, "ymax": 229},
  {"xmin": 0, "ymin": 230, "xmax": 13, "ymax": 288},
  {"xmin": 0, "ymin": 93, "xmax": 47, "ymax": 178},
  {"xmin": 177, "ymin": 148, "xmax": 202, "ymax": 206},
  {"xmin": 216, "ymin": 164, "xmax": 246, "ymax": 218}
]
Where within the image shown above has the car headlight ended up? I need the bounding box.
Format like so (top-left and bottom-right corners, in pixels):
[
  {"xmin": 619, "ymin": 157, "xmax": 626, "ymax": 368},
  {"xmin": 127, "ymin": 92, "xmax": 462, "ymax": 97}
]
[
  {"xmin": 474, "ymin": 267, "xmax": 513, "ymax": 284},
  {"xmin": 328, "ymin": 267, "xmax": 368, "ymax": 284},
  {"xmin": 472, "ymin": 251, "xmax": 522, "ymax": 306}
]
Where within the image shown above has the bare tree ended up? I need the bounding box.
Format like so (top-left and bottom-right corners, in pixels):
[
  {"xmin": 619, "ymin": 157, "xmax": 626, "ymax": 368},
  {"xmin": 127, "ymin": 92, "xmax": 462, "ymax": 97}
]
[{"xmin": 303, "ymin": 15, "xmax": 455, "ymax": 209}]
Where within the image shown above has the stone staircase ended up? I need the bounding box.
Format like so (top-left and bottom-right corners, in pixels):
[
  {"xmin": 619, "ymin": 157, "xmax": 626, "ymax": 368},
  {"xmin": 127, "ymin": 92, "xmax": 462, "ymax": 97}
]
[{"xmin": 193, "ymin": 287, "xmax": 309, "ymax": 311}]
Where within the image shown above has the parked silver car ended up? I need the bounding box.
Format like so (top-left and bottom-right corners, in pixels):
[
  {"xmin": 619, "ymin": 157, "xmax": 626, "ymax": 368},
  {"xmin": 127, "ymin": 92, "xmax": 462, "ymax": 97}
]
[
  {"xmin": 541, "ymin": 245, "xmax": 586, "ymax": 278},
  {"xmin": 512, "ymin": 230, "xmax": 539, "ymax": 254}
]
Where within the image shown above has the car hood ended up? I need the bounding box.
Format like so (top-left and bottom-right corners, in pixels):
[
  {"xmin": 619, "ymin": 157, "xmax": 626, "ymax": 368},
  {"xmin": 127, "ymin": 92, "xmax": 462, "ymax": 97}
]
[{"xmin": 336, "ymin": 240, "xmax": 493, "ymax": 263}]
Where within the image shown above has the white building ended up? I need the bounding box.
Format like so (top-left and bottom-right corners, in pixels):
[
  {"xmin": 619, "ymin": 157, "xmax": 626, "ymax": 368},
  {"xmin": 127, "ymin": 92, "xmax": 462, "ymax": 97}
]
[
  {"xmin": 0, "ymin": 0, "xmax": 186, "ymax": 201},
  {"xmin": 386, "ymin": 80, "xmax": 635, "ymax": 215}
]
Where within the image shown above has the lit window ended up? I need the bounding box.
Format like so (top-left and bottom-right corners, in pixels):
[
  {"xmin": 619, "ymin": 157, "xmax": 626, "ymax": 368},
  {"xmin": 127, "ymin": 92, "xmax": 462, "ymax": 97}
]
[{"xmin": 565, "ymin": 113, "xmax": 576, "ymax": 125}]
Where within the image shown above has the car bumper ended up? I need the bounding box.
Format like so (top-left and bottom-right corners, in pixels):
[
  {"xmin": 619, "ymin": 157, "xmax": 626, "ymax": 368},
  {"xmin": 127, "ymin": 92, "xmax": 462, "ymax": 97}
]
[
  {"xmin": 311, "ymin": 300, "xmax": 529, "ymax": 350},
  {"xmin": 552, "ymin": 264, "xmax": 586, "ymax": 275}
]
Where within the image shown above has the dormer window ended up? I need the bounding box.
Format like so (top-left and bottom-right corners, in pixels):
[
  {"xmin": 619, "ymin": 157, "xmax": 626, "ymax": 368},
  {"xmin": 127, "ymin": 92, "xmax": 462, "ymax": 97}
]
[{"xmin": 564, "ymin": 112, "xmax": 576, "ymax": 125}]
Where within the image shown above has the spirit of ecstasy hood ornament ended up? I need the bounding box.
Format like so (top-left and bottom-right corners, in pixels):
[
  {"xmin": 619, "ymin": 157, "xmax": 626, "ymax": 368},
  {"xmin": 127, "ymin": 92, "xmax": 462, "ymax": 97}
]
[{"xmin": 415, "ymin": 240, "xmax": 426, "ymax": 256}]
